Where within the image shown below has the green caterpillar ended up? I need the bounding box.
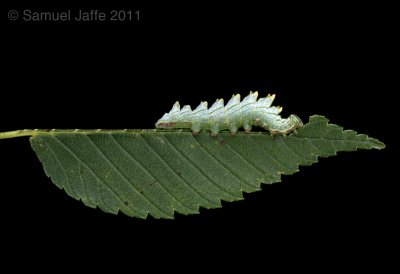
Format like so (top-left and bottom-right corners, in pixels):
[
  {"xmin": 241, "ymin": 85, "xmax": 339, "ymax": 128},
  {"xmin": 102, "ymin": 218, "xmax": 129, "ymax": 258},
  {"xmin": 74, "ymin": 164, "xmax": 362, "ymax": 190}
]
[{"xmin": 156, "ymin": 91, "xmax": 303, "ymax": 136}]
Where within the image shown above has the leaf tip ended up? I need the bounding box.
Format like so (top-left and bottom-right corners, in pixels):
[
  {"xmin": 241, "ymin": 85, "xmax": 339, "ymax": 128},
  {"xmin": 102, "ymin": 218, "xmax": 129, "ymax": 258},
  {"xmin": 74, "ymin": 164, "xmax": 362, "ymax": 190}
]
[{"xmin": 367, "ymin": 137, "xmax": 386, "ymax": 150}]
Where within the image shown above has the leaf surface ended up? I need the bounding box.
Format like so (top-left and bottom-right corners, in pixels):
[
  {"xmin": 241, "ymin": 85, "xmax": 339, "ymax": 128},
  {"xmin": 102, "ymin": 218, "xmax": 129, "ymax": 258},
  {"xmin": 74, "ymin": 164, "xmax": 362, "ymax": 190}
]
[{"xmin": 1, "ymin": 116, "xmax": 385, "ymax": 219}]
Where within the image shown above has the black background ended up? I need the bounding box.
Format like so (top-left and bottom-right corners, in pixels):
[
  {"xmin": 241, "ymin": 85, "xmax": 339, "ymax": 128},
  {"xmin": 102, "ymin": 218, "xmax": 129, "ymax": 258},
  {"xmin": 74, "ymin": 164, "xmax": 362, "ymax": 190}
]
[{"xmin": 2, "ymin": 2, "xmax": 397, "ymax": 269}]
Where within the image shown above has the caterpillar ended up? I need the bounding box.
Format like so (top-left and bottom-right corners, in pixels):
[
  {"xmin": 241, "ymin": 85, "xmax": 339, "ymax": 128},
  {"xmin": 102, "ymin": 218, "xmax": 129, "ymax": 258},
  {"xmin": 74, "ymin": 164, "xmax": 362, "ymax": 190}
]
[{"xmin": 155, "ymin": 91, "xmax": 303, "ymax": 136}]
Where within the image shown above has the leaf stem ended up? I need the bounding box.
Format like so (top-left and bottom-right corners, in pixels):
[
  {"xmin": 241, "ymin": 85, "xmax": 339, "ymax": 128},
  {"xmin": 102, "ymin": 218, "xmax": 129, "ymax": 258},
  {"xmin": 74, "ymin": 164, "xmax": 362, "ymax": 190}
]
[{"xmin": 0, "ymin": 130, "xmax": 38, "ymax": 139}]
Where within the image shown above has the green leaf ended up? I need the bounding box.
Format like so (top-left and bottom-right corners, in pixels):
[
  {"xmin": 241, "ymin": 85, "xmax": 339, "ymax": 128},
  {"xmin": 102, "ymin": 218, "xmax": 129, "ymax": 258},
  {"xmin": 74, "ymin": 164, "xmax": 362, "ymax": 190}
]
[{"xmin": 0, "ymin": 115, "xmax": 385, "ymax": 219}]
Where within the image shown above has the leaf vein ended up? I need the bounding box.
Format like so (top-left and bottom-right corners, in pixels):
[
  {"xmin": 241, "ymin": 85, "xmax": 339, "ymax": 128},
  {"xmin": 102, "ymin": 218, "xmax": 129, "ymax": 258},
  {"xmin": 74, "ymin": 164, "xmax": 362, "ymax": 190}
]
[
  {"xmin": 44, "ymin": 141, "xmax": 77, "ymax": 198},
  {"xmin": 83, "ymin": 135, "xmax": 171, "ymax": 218},
  {"xmin": 222, "ymin": 140, "xmax": 266, "ymax": 179},
  {"xmin": 77, "ymin": 163, "xmax": 90, "ymax": 205},
  {"xmin": 109, "ymin": 134, "xmax": 195, "ymax": 213},
  {"xmin": 163, "ymin": 135, "xmax": 237, "ymax": 199},
  {"xmin": 292, "ymin": 136, "xmax": 365, "ymax": 143},
  {"xmin": 247, "ymin": 137, "xmax": 292, "ymax": 172},
  {"xmin": 306, "ymin": 138, "xmax": 322, "ymax": 153},
  {"xmin": 52, "ymin": 135, "xmax": 142, "ymax": 217},
  {"xmin": 193, "ymin": 138, "xmax": 256, "ymax": 188},
  {"xmin": 139, "ymin": 135, "xmax": 217, "ymax": 207},
  {"xmin": 279, "ymin": 138, "xmax": 303, "ymax": 161}
]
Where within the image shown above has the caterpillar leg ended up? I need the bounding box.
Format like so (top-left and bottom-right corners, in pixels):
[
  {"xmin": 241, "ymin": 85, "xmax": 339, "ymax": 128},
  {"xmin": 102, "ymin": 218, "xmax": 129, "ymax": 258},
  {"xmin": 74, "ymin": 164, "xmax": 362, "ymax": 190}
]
[
  {"xmin": 210, "ymin": 123, "xmax": 221, "ymax": 137},
  {"xmin": 191, "ymin": 123, "xmax": 202, "ymax": 136},
  {"xmin": 269, "ymin": 130, "xmax": 278, "ymax": 136},
  {"xmin": 228, "ymin": 124, "xmax": 238, "ymax": 137},
  {"xmin": 243, "ymin": 120, "xmax": 252, "ymax": 134},
  {"xmin": 211, "ymin": 132, "xmax": 218, "ymax": 137},
  {"xmin": 190, "ymin": 124, "xmax": 201, "ymax": 136}
]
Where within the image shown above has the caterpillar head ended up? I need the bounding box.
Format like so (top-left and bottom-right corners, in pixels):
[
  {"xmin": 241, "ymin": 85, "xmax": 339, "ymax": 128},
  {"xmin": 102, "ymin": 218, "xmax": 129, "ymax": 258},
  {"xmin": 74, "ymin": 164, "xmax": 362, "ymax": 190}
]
[
  {"xmin": 155, "ymin": 102, "xmax": 191, "ymax": 129},
  {"xmin": 288, "ymin": 114, "xmax": 303, "ymax": 130}
]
